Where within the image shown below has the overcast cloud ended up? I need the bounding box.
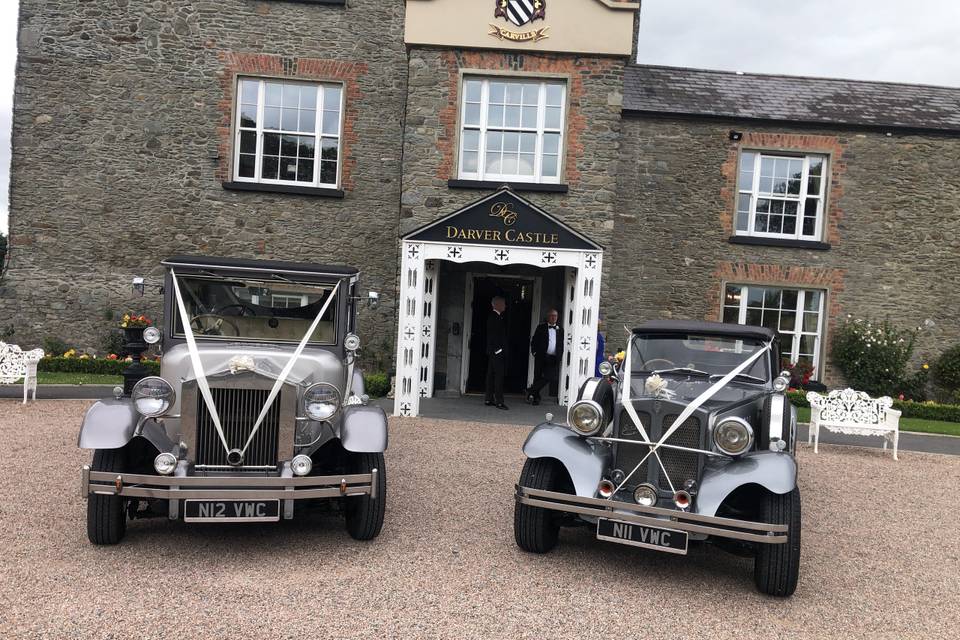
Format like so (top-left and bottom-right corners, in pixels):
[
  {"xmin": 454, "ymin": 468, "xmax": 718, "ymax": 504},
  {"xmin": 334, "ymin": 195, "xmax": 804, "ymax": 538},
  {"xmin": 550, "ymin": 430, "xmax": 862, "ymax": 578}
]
[{"xmin": 1, "ymin": 0, "xmax": 959, "ymax": 235}]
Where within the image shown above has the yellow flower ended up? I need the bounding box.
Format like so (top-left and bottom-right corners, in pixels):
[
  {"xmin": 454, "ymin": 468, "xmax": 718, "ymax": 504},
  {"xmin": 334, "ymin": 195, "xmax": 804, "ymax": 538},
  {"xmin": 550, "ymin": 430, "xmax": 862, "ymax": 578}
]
[
  {"xmin": 922, "ymin": 363, "xmax": 930, "ymax": 370},
  {"xmin": 79, "ymin": 354, "xmax": 89, "ymax": 359}
]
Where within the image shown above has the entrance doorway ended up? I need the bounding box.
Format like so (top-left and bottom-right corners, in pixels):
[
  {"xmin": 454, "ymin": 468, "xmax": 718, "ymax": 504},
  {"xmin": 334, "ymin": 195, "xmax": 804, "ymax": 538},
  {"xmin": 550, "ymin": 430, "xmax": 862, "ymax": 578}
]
[{"xmin": 464, "ymin": 275, "xmax": 537, "ymax": 395}]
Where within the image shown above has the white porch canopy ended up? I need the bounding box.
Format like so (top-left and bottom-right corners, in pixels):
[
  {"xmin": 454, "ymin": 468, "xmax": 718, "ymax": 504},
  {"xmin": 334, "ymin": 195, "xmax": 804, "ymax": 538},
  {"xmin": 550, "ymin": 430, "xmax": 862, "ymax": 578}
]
[{"xmin": 393, "ymin": 188, "xmax": 603, "ymax": 417}]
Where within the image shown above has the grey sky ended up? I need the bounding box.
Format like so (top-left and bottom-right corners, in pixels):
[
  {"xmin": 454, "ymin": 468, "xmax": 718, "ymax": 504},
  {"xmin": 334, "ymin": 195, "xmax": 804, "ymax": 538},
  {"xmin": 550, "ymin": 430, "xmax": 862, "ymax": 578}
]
[{"xmin": 1, "ymin": 0, "xmax": 959, "ymax": 235}]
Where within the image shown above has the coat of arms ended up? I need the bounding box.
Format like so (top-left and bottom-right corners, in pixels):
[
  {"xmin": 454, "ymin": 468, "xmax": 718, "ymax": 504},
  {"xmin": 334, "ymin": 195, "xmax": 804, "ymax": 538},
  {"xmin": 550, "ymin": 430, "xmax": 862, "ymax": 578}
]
[{"xmin": 490, "ymin": 0, "xmax": 549, "ymax": 42}]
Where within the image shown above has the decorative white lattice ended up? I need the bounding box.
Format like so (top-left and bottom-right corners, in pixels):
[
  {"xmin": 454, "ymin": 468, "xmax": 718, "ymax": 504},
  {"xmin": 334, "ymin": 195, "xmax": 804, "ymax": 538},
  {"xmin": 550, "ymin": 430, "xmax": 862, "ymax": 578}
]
[
  {"xmin": 0, "ymin": 342, "xmax": 45, "ymax": 384},
  {"xmin": 808, "ymin": 388, "xmax": 892, "ymax": 425}
]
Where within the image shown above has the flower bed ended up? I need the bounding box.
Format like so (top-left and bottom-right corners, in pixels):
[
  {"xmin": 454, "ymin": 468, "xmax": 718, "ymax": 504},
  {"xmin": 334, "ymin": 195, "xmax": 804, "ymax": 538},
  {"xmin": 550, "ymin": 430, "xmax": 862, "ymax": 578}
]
[{"xmin": 788, "ymin": 389, "xmax": 960, "ymax": 423}]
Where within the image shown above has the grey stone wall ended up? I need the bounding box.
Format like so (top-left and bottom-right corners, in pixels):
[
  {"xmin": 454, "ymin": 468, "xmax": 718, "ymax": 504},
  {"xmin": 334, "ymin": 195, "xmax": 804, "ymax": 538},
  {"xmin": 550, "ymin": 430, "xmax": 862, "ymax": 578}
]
[
  {"xmin": 608, "ymin": 116, "xmax": 960, "ymax": 384},
  {"xmin": 2, "ymin": 0, "xmax": 407, "ymax": 366}
]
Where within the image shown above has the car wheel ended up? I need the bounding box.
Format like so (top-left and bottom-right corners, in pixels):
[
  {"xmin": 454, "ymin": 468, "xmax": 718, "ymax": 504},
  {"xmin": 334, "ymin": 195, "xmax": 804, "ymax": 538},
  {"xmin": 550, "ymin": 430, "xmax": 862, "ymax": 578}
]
[
  {"xmin": 514, "ymin": 457, "xmax": 564, "ymax": 553},
  {"xmin": 754, "ymin": 487, "xmax": 801, "ymax": 597},
  {"xmin": 86, "ymin": 448, "xmax": 128, "ymax": 545},
  {"xmin": 344, "ymin": 452, "xmax": 386, "ymax": 541}
]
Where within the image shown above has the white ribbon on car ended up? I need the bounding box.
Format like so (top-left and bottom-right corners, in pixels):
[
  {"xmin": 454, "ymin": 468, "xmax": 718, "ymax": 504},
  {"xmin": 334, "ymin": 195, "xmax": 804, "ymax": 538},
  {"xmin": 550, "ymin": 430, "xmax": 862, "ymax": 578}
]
[
  {"xmin": 612, "ymin": 337, "xmax": 772, "ymax": 498},
  {"xmin": 171, "ymin": 270, "xmax": 230, "ymax": 453},
  {"xmin": 239, "ymin": 280, "xmax": 341, "ymax": 456}
]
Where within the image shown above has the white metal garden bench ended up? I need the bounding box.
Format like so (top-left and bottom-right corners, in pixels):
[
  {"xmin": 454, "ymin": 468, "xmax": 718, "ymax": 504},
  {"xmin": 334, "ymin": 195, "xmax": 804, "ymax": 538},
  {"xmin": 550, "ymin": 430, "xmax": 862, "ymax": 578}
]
[
  {"xmin": 0, "ymin": 341, "xmax": 45, "ymax": 404},
  {"xmin": 806, "ymin": 388, "xmax": 901, "ymax": 460}
]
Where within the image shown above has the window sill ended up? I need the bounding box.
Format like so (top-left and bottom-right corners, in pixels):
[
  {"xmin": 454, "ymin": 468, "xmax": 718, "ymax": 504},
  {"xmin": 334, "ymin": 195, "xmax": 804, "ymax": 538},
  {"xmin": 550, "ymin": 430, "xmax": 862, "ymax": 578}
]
[
  {"xmin": 222, "ymin": 181, "xmax": 345, "ymax": 199},
  {"xmin": 728, "ymin": 236, "xmax": 831, "ymax": 251},
  {"xmin": 447, "ymin": 179, "xmax": 568, "ymax": 194}
]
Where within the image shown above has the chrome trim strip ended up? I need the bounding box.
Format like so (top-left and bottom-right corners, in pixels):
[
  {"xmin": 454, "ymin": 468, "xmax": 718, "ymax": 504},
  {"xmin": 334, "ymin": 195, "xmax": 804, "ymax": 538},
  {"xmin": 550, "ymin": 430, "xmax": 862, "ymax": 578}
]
[
  {"xmin": 517, "ymin": 486, "xmax": 787, "ymax": 544},
  {"xmin": 770, "ymin": 393, "xmax": 785, "ymax": 441},
  {"xmin": 370, "ymin": 467, "xmax": 379, "ymax": 500},
  {"xmin": 590, "ymin": 436, "xmax": 728, "ymax": 458},
  {"xmin": 87, "ymin": 470, "xmax": 372, "ymax": 486},
  {"xmin": 81, "ymin": 465, "xmax": 90, "ymax": 499}
]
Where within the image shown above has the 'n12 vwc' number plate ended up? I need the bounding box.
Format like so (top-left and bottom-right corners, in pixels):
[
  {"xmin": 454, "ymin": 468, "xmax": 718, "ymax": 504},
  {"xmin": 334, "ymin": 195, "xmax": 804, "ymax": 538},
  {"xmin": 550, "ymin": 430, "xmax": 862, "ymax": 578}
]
[
  {"xmin": 184, "ymin": 500, "xmax": 280, "ymax": 523},
  {"xmin": 596, "ymin": 518, "xmax": 688, "ymax": 555}
]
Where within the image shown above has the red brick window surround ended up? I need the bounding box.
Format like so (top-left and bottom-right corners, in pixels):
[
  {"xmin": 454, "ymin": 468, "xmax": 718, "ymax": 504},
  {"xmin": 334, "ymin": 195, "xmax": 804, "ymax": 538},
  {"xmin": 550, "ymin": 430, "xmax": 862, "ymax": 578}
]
[
  {"xmin": 720, "ymin": 133, "xmax": 845, "ymax": 245},
  {"xmin": 217, "ymin": 53, "xmax": 367, "ymax": 191}
]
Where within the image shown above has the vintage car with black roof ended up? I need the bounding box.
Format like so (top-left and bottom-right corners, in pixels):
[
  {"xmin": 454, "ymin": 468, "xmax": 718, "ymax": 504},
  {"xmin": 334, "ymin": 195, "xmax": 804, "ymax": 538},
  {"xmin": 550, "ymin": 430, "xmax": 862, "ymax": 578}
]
[
  {"xmin": 514, "ymin": 320, "xmax": 801, "ymax": 596},
  {"xmin": 79, "ymin": 255, "xmax": 387, "ymax": 544}
]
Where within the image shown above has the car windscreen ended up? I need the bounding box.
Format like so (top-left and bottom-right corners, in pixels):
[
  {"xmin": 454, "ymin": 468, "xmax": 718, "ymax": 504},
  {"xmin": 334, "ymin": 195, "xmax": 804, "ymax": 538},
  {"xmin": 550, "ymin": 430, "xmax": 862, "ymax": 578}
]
[
  {"xmin": 172, "ymin": 275, "xmax": 339, "ymax": 344},
  {"xmin": 630, "ymin": 333, "xmax": 769, "ymax": 381}
]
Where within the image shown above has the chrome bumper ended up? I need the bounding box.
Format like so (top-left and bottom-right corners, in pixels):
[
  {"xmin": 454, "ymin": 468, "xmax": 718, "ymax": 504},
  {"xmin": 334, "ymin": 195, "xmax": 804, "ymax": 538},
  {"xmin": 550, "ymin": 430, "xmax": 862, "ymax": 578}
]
[
  {"xmin": 516, "ymin": 486, "xmax": 787, "ymax": 544},
  {"xmin": 82, "ymin": 465, "xmax": 378, "ymax": 502}
]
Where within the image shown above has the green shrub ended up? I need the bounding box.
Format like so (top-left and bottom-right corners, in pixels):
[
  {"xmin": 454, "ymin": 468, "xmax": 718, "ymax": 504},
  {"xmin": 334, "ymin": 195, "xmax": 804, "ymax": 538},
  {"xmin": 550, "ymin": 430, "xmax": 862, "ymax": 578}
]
[
  {"xmin": 100, "ymin": 329, "xmax": 128, "ymax": 358},
  {"xmin": 830, "ymin": 317, "xmax": 916, "ymax": 397},
  {"xmin": 39, "ymin": 356, "xmax": 160, "ymax": 376},
  {"xmin": 363, "ymin": 372, "xmax": 390, "ymax": 398},
  {"xmin": 42, "ymin": 337, "xmax": 72, "ymax": 357},
  {"xmin": 787, "ymin": 388, "xmax": 960, "ymax": 422},
  {"xmin": 932, "ymin": 344, "xmax": 960, "ymax": 397}
]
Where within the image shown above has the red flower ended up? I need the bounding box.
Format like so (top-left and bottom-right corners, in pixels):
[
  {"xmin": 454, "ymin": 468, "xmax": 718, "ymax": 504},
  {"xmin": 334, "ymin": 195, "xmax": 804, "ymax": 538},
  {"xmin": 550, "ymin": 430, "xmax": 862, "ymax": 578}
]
[{"xmin": 898, "ymin": 393, "xmax": 905, "ymax": 401}]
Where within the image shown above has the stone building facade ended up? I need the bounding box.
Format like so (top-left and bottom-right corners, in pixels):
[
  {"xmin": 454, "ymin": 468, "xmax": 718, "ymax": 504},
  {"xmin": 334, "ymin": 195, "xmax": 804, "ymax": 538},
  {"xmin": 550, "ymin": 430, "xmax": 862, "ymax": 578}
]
[{"xmin": 3, "ymin": 0, "xmax": 959, "ymax": 399}]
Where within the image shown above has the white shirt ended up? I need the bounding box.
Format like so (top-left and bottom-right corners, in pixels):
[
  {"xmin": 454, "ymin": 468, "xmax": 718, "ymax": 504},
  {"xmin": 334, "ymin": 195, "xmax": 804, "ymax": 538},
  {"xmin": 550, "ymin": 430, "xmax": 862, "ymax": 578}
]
[{"xmin": 546, "ymin": 325, "xmax": 558, "ymax": 356}]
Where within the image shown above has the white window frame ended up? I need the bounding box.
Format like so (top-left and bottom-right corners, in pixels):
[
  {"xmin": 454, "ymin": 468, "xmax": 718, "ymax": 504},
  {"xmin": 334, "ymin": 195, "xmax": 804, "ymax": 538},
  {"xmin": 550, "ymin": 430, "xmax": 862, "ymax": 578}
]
[
  {"xmin": 233, "ymin": 77, "xmax": 344, "ymax": 189},
  {"xmin": 735, "ymin": 151, "xmax": 828, "ymax": 241},
  {"xmin": 457, "ymin": 77, "xmax": 566, "ymax": 184},
  {"xmin": 723, "ymin": 284, "xmax": 826, "ymax": 376}
]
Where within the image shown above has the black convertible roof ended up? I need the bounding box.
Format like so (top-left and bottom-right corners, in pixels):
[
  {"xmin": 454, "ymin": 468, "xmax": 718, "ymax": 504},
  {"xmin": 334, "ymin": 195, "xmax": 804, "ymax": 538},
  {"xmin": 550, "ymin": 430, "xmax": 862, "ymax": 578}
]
[
  {"xmin": 633, "ymin": 320, "xmax": 776, "ymax": 342},
  {"xmin": 162, "ymin": 255, "xmax": 359, "ymax": 277}
]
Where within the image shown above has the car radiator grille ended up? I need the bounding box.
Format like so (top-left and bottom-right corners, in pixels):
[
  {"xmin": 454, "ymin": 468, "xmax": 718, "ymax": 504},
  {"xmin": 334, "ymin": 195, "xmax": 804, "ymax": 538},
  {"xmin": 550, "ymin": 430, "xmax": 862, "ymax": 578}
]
[
  {"xmin": 657, "ymin": 414, "xmax": 701, "ymax": 490},
  {"xmin": 614, "ymin": 409, "xmax": 651, "ymax": 487},
  {"xmin": 195, "ymin": 388, "xmax": 281, "ymax": 468}
]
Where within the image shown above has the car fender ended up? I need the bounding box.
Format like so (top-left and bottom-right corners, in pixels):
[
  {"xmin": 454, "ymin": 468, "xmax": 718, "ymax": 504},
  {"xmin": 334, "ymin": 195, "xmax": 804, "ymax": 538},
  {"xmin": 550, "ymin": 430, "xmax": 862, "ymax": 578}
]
[
  {"xmin": 522, "ymin": 423, "xmax": 611, "ymax": 497},
  {"xmin": 695, "ymin": 451, "xmax": 798, "ymax": 517},
  {"xmin": 340, "ymin": 405, "xmax": 388, "ymax": 453},
  {"xmin": 77, "ymin": 399, "xmax": 176, "ymax": 452}
]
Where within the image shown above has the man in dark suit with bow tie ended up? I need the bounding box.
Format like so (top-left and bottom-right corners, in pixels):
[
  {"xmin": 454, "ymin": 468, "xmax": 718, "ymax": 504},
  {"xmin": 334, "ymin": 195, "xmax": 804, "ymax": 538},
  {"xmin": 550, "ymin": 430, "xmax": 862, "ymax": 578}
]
[
  {"xmin": 484, "ymin": 295, "xmax": 509, "ymax": 410},
  {"xmin": 526, "ymin": 308, "xmax": 562, "ymax": 406}
]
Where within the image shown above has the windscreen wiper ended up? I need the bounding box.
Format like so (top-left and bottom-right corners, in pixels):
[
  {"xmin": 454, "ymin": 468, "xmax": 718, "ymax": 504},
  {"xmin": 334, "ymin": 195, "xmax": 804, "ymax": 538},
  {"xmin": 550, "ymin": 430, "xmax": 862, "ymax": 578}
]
[{"xmin": 651, "ymin": 367, "xmax": 711, "ymax": 377}]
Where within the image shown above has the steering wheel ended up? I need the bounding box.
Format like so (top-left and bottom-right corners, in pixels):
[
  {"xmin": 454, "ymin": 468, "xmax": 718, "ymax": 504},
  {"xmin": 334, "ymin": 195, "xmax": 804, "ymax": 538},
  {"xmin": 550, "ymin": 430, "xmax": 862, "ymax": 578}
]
[
  {"xmin": 190, "ymin": 314, "xmax": 241, "ymax": 337},
  {"xmin": 643, "ymin": 358, "xmax": 676, "ymax": 371},
  {"xmin": 211, "ymin": 303, "xmax": 257, "ymax": 317}
]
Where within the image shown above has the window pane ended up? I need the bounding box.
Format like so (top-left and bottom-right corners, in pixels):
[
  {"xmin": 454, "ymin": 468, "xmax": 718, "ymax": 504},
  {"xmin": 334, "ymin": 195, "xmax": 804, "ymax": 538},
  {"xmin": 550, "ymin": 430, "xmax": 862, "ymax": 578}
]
[
  {"xmin": 781, "ymin": 290, "xmax": 798, "ymax": 310},
  {"xmin": 238, "ymin": 153, "xmax": 256, "ymax": 178},
  {"xmin": 323, "ymin": 86, "xmax": 341, "ymax": 111},
  {"xmin": 240, "ymin": 104, "xmax": 257, "ymax": 128},
  {"xmin": 280, "ymin": 134, "xmax": 298, "ymax": 157},
  {"xmin": 299, "ymin": 109, "xmax": 316, "ymax": 133},
  {"xmin": 502, "ymin": 153, "xmax": 518, "ymax": 175},
  {"xmin": 803, "ymin": 311, "xmax": 819, "ymax": 333},
  {"xmin": 768, "ymin": 215, "xmax": 783, "ymax": 234},
  {"xmin": 280, "ymin": 158, "xmax": 297, "ymax": 181},
  {"xmin": 505, "ymin": 105, "xmax": 521, "ymax": 128},
  {"xmin": 722, "ymin": 306, "xmax": 739, "ymax": 324},
  {"xmin": 297, "ymin": 158, "xmax": 314, "ymax": 182},
  {"xmin": 737, "ymin": 193, "xmax": 751, "ymax": 212},
  {"xmin": 544, "ymin": 106, "xmax": 561, "ymax": 129},
  {"xmin": 760, "ymin": 156, "xmax": 775, "ymax": 176},
  {"xmin": 301, "ymin": 86, "xmax": 317, "ymax": 109},
  {"xmin": 522, "ymin": 83, "xmax": 539, "ymax": 105},
  {"xmin": 807, "ymin": 176, "xmax": 821, "ymax": 196},
  {"xmin": 320, "ymin": 138, "xmax": 338, "ymax": 161},
  {"xmin": 265, "ymin": 82, "xmax": 282, "ymax": 106},
  {"xmin": 746, "ymin": 287, "xmax": 765, "ymax": 307},
  {"xmin": 485, "ymin": 151, "xmax": 500, "ymax": 173},
  {"xmin": 779, "ymin": 311, "xmax": 796, "ymax": 332},
  {"xmin": 487, "ymin": 131, "xmax": 503, "ymax": 152},
  {"xmin": 724, "ymin": 285, "xmax": 742, "ymax": 305},
  {"xmin": 520, "ymin": 132, "xmax": 536, "ymax": 153},
  {"xmin": 462, "ymin": 150, "xmax": 478, "ymax": 173},
  {"xmin": 261, "ymin": 156, "xmax": 279, "ymax": 180},
  {"xmin": 320, "ymin": 161, "xmax": 337, "ymax": 185},
  {"xmin": 281, "ymin": 108, "xmax": 298, "ymax": 131},
  {"xmin": 804, "ymin": 290, "xmax": 821, "ymax": 311},
  {"xmin": 503, "ymin": 131, "xmax": 519, "ymax": 152},
  {"xmin": 489, "ymin": 82, "xmax": 506, "ymax": 103},
  {"xmin": 764, "ymin": 288, "xmax": 781, "ymax": 307},
  {"xmin": 745, "ymin": 308, "xmax": 762, "ymax": 326},
  {"xmin": 758, "ymin": 176, "xmax": 773, "ymax": 193},
  {"xmin": 543, "ymin": 132, "xmax": 560, "ymax": 155},
  {"xmin": 760, "ymin": 311, "xmax": 779, "ymax": 331},
  {"xmin": 462, "ymin": 129, "xmax": 479, "ymax": 152},
  {"xmin": 464, "ymin": 80, "xmax": 482, "ymax": 102},
  {"xmin": 297, "ymin": 136, "xmax": 315, "ymax": 158},
  {"xmin": 799, "ymin": 335, "xmax": 817, "ymax": 355},
  {"xmin": 541, "ymin": 154, "xmax": 558, "ymax": 177},
  {"xmin": 464, "ymin": 102, "xmax": 481, "ymax": 126},
  {"xmin": 802, "ymin": 216, "xmax": 816, "ymax": 236},
  {"xmin": 787, "ymin": 178, "xmax": 801, "ymax": 195},
  {"xmin": 518, "ymin": 153, "xmax": 535, "ymax": 175},
  {"xmin": 545, "ymin": 83, "xmax": 563, "ymax": 107},
  {"xmin": 754, "ymin": 214, "xmax": 768, "ymax": 232},
  {"xmin": 263, "ymin": 133, "xmax": 280, "ymax": 156},
  {"xmin": 738, "ymin": 154, "xmax": 754, "ymax": 190},
  {"xmin": 322, "ymin": 109, "xmax": 340, "ymax": 136},
  {"xmin": 521, "ymin": 106, "xmax": 538, "ymax": 128},
  {"xmin": 240, "ymin": 79, "xmax": 259, "ymax": 104},
  {"xmin": 505, "ymin": 83, "xmax": 522, "ymax": 104},
  {"xmin": 487, "ymin": 104, "xmax": 504, "ymax": 127},
  {"xmin": 808, "ymin": 156, "xmax": 823, "ymax": 176},
  {"xmin": 263, "ymin": 107, "xmax": 281, "ymax": 130},
  {"xmin": 239, "ymin": 130, "xmax": 257, "ymax": 155}
]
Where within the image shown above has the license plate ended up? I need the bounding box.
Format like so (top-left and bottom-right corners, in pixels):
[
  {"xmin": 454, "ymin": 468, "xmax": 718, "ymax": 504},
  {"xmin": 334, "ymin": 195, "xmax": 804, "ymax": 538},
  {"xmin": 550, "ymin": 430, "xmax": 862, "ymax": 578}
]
[
  {"xmin": 184, "ymin": 500, "xmax": 280, "ymax": 523},
  {"xmin": 597, "ymin": 518, "xmax": 688, "ymax": 555}
]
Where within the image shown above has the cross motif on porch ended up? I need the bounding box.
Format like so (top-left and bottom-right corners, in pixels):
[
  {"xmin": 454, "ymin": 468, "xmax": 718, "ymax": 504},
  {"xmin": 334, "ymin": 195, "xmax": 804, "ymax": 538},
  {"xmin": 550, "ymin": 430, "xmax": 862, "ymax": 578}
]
[
  {"xmin": 407, "ymin": 245, "xmax": 420, "ymax": 259},
  {"xmin": 419, "ymin": 388, "xmax": 428, "ymax": 398},
  {"xmin": 494, "ymin": 249, "xmax": 510, "ymax": 262},
  {"xmin": 585, "ymin": 254, "xmax": 597, "ymax": 268},
  {"xmin": 400, "ymin": 402, "xmax": 411, "ymax": 416},
  {"xmin": 422, "ymin": 325, "xmax": 431, "ymax": 337},
  {"xmin": 447, "ymin": 246, "xmax": 462, "ymax": 259},
  {"xmin": 541, "ymin": 251, "xmax": 556, "ymax": 264},
  {"xmin": 580, "ymin": 337, "xmax": 592, "ymax": 350},
  {"xmin": 404, "ymin": 326, "xmax": 416, "ymax": 340}
]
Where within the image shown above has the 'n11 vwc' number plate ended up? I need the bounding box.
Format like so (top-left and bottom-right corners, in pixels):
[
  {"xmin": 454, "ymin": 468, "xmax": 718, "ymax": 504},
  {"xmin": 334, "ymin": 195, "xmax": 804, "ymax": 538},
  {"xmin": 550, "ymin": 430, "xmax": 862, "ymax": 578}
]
[
  {"xmin": 596, "ymin": 518, "xmax": 689, "ymax": 555},
  {"xmin": 184, "ymin": 500, "xmax": 280, "ymax": 523}
]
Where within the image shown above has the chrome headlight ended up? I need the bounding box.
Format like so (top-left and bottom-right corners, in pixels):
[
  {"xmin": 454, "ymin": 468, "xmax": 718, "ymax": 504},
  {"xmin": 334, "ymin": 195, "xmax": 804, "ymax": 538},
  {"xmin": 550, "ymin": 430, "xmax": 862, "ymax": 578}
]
[
  {"xmin": 633, "ymin": 483, "xmax": 658, "ymax": 507},
  {"xmin": 154, "ymin": 453, "xmax": 177, "ymax": 475},
  {"xmin": 567, "ymin": 400, "xmax": 604, "ymax": 437},
  {"xmin": 302, "ymin": 383, "xmax": 341, "ymax": 421},
  {"xmin": 713, "ymin": 417, "xmax": 754, "ymax": 456},
  {"xmin": 143, "ymin": 326, "xmax": 162, "ymax": 345},
  {"xmin": 344, "ymin": 333, "xmax": 361, "ymax": 351},
  {"xmin": 132, "ymin": 376, "xmax": 175, "ymax": 417},
  {"xmin": 772, "ymin": 375, "xmax": 790, "ymax": 392},
  {"xmin": 598, "ymin": 361, "xmax": 613, "ymax": 377}
]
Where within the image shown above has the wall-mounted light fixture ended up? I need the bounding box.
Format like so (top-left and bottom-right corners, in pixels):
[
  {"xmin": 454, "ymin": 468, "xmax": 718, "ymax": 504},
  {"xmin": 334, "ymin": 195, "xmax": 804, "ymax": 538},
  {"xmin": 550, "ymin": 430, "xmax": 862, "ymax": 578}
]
[
  {"xmin": 132, "ymin": 276, "xmax": 145, "ymax": 296},
  {"xmin": 729, "ymin": 130, "xmax": 743, "ymax": 141}
]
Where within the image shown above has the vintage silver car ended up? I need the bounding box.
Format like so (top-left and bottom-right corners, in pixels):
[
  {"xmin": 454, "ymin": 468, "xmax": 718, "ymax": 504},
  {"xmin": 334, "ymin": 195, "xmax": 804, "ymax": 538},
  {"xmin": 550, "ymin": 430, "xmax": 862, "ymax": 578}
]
[
  {"xmin": 514, "ymin": 320, "xmax": 801, "ymax": 596},
  {"xmin": 80, "ymin": 255, "xmax": 387, "ymax": 544}
]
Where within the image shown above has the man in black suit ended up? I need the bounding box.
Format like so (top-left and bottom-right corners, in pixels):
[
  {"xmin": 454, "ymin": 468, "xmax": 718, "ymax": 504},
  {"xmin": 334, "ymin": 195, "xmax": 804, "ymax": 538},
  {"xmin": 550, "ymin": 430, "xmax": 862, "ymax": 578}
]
[
  {"xmin": 526, "ymin": 308, "xmax": 562, "ymax": 406},
  {"xmin": 484, "ymin": 295, "xmax": 509, "ymax": 410}
]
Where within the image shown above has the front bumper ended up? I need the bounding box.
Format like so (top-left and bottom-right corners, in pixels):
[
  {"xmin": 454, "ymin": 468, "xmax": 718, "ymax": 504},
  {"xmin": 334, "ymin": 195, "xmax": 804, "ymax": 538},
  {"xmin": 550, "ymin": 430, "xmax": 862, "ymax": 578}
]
[
  {"xmin": 516, "ymin": 486, "xmax": 787, "ymax": 544},
  {"xmin": 82, "ymin": 465, "xmax": 378, "ymax": 520}
]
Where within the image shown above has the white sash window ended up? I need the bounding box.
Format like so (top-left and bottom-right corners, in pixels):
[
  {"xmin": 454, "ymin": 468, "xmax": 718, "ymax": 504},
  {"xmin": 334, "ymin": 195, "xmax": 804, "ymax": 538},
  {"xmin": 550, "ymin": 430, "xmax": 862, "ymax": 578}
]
[{"xmin": 735, "ymin": 152, "xmax": 828, "ymax": 240}]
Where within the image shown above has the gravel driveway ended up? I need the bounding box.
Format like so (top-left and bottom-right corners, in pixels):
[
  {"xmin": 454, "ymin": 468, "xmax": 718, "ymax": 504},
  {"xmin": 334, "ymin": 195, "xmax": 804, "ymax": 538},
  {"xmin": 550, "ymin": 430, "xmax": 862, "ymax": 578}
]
[{"xmin": 1, "ymin": 400, "xmax": 958, "ymax": 639}]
